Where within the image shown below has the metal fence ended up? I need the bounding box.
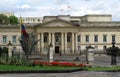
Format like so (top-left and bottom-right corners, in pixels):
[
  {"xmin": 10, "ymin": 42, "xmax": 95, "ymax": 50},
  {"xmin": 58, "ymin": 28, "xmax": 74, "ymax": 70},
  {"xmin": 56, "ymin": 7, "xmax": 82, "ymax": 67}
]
[{"xmin": 0, "ymin": 52, "xmax": 120, "ymax": 66}]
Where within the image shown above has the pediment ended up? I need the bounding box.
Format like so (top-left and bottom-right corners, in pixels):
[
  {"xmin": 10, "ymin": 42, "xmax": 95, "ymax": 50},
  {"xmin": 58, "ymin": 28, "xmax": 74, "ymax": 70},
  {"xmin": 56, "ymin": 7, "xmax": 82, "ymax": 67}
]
[{"xmin": 39, "ymin": 19, "xmax": 78, "ymax": 27}]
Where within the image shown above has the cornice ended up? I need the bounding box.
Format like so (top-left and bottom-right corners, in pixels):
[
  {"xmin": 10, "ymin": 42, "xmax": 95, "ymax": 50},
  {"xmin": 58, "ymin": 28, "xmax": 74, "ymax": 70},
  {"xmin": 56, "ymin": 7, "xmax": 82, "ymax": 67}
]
[
  {"xmin": 34, "ymin": 18, "xmax": 79, "ymax": 27},
  {"xmin": 1, "ymin": 21, "xmax": 120, "ymax": 29},
  {"xmin": 0, "ymin": 25, "xmax": 34, "ymax": 29},
  {"xmin": 80, "ymin": 22, "xmax": 120, "ymax": 27}
]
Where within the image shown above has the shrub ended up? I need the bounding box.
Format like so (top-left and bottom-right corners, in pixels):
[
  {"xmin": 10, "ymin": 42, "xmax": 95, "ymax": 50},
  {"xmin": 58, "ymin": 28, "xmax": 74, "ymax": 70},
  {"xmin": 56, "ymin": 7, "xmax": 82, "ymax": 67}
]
[
  {"xmin": 106, "ymin": 47, "xmax": 120, "ymax": 56},
  {"xmin": 0, "ymin": 54, "xmax": 8, "ymax": 65}
]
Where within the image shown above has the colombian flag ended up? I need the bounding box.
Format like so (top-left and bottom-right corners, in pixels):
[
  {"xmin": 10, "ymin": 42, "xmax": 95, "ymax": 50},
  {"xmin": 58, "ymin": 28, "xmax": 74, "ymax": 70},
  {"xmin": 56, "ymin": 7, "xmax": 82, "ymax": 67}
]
[
  {"xmin": 20, "ymin": 17, "xmax": 28, "ymax": 39},
  {"xmin": 21, "ymin": 24, "xmax": 28, "ymax": 39}
]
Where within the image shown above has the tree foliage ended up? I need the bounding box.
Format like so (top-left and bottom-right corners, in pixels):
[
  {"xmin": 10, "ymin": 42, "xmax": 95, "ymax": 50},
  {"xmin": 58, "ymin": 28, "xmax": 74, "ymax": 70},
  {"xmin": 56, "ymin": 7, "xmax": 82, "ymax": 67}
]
[
  {"xmin": 19, "ymin": 33, "xmax": 40, "ymax": 58},
  {"xmin": 106, "ymin": 47, "xmax": 120, "ymax": 56},
  {"xmin": 0, "ymin": 14, "xmax": 10, "ymax": 25},
  {"xmin": 9, "ymin": 16, "xmax": 19, "ymax": 25},
  {"xmin": 0, "ymin": 14, "xmax": 19, "ymax": 25}
]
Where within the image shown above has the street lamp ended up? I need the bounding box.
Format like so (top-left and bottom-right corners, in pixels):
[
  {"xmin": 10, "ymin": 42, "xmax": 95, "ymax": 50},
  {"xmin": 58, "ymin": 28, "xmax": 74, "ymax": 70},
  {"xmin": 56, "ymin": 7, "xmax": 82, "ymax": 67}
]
[{"xmin": 111, "ymin": 40, "xmax": 117, "ymax": 65}]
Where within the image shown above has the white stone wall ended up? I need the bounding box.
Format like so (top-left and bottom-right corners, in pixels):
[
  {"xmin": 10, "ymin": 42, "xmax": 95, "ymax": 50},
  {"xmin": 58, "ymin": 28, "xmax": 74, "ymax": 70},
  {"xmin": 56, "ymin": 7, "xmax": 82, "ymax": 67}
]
[
  {"xmin": 18, "ymin": 14, "xmax": 112, "ymax": 24},
  {"xmin": 0, "ymin": 32, "xmax": 20, "ymax": 45},
  {"xmin": 87, "ymin": 16, "xmax": 111, "ymax": 22},
  {"xmin": 81, "ymin": 15, "xmax": 111, "ymax": 22},
  {"xmin": 77, "ymin": 30, "xmax": 120, "ymax": 50}
]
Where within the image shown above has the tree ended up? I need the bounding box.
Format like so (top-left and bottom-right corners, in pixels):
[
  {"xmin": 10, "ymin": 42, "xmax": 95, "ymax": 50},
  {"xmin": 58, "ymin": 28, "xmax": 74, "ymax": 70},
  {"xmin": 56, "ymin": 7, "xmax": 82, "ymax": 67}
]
[
  {"xmin": 19, "ymin": 33, "xmax": 40, "ymax": 58},
  {"xmin": 0, "ymin": 14, "xmax": 10, "ymax": 25},
  {"xmin": 9, "ymin": 16, "xmax": 19, "ymax": 25},
  {"xmin": 106, "ymin": 47, "xmax": 120, "ymax": 56}
]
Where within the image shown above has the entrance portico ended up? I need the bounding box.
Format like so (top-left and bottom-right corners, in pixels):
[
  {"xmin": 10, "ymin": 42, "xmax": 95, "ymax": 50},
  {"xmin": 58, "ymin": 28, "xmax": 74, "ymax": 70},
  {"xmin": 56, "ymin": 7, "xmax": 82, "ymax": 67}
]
[
  {"xmin": 37, "ymin": 32, "xmax": 78, "ymax": 54},
  {"xmin": 36, "ymin": 19, "xmax": 78, "ymax": 54}
]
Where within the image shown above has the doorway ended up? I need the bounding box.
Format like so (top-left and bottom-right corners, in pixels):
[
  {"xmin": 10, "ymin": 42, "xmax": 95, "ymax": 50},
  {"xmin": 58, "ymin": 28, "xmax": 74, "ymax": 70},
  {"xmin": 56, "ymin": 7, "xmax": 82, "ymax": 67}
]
[{"xmin": 55, "ymin": 46, "xmax": 59, "ymax": 54}]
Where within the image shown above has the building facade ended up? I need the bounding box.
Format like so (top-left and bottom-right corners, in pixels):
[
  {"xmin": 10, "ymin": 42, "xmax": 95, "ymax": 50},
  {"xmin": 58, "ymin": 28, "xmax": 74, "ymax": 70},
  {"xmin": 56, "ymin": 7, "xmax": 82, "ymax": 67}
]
[{"xmin": 0, "ymin": 14, "xmax": 120, "ymax": 54}]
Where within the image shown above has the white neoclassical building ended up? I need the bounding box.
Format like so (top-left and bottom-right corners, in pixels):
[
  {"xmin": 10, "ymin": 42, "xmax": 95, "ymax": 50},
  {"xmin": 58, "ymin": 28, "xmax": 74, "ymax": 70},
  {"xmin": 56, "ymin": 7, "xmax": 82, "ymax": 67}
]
[{"xmin": 1, "ymin": 14, "xmax": 120, "ymax": 54}]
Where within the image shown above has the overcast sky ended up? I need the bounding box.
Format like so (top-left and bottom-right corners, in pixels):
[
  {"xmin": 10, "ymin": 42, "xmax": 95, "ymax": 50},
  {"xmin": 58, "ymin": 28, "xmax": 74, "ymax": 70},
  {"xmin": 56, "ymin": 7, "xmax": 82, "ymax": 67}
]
[{"xmin": 1, "ymin": 0, "xmax": 120, "ymax": 21}]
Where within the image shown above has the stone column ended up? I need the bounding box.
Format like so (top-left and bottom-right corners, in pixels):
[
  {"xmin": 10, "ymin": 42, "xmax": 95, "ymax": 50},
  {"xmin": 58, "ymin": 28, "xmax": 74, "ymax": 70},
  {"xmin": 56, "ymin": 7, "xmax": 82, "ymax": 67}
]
[
  {"xmin": 64, "ymin": 33, "xmax": 67, "ymax": 53},
  {"xmin": 75, "ymin": 33, "xmax": 78, "ymax": 54},
  {"xmin": 48, "ymin": 33, "xmax": 51, "ymax": 45},
  {"xmin": 52, "ymin": 33, "xmax": 55, "ymax": 53},
  {"xmin": 37, "ymin": 33, "xmax": 40, "ymax": 53},
  {"xmin": 72, "ymin": 33, "xmax": 75, "ymax": 54},
  {"xmin": 61, "ymin": 33, "xmax": 64, "ymax": 54},
  {"xmin": 41, "ymin": 33, "xmax": 44, "ymax": 53}
]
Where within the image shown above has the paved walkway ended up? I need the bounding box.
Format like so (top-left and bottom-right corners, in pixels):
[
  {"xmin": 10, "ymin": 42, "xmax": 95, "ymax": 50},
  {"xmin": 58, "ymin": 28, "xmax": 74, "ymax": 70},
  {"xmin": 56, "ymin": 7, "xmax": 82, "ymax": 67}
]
[
  {"xmin": 0, "ymin": 71, "xmax": 120, "ymax": 77},
  {"xmin": 34, "ymin": 54, "xmax": 120, "ymax": 66}
]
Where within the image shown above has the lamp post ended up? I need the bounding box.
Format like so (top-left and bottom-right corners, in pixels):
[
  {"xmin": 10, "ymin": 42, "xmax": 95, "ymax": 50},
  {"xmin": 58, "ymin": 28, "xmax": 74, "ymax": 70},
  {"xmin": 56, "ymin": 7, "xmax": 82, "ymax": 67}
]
[{"xmin": 111, "ymin": 40, "xmax": 117, "ymax": 65}]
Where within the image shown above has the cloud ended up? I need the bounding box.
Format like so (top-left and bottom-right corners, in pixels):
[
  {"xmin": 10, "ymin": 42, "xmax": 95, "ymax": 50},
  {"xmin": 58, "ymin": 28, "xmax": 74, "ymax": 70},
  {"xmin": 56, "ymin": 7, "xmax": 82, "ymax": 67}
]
[
  {"xmin": 24, "ymin": 0, "xmax": 42, "ymax": 6},
  {"xmin": 21, "ymin": 4, "xmax": 30, "ymax": 9},
  {"xmin": 0, "ymin": 0, "xmax": 120, "ymax": 20},
  {"xmin": 0, "ymin": 0, "xmax": 20, "ymax": 12},
  {"xmin": 54, "ymin": 0, "xmax": 67, "ymax": 5}
]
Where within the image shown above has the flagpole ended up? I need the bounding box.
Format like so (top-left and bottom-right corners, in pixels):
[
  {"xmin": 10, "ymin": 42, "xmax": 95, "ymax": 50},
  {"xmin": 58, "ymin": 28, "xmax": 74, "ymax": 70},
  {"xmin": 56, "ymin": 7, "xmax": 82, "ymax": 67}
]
[
  {"xmin": 19, "ymin": 7, "xmax": 23, "ymax": 56},
  {"xmin": 19, "ymin": 7, "xmax": 22, "ymax": 36}
]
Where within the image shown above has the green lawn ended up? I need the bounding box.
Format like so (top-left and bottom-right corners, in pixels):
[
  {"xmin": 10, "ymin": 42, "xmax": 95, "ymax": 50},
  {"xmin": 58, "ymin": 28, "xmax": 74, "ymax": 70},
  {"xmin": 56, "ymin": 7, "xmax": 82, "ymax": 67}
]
[
  {"xmin": 1, "ymin": 65, "xmax": 120, "ymax": 71},
  {"xmin": 87, "ymin": 66, "xmax": 120, "ymax": 71},
  {"xmin": 0, "ymin": 65, "xmax": 80, "ymax": 71}
]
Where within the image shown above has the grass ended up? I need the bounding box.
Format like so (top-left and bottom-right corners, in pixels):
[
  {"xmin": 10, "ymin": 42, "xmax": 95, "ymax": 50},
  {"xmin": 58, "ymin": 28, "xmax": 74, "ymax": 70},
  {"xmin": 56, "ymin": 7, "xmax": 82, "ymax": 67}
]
[
  {"xmin": 0, "ymin": 65, "xmax": 80, "ymax": 71},
  {"xmin": 87, "ymin": 66, "xmax": 120, "ymax": 71}
]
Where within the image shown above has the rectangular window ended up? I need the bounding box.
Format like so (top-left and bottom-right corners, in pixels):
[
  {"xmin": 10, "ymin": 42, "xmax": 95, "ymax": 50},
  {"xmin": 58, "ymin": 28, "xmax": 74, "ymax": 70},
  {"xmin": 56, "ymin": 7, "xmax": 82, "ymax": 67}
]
[
  {"xmin": 86, "ymin": 35, "xmax": 89, "ymax": 42},
  {"xmin": 3, "ymin": 36, "xmax": 7, "ymax": 43},
  {"xmin": 77, "ymin": 35, "xmax": 81, "ymax": 42},
  {"xmin": 67, "ymin": 36, "xmax": 71, "ymax": 42},
  {"xmin": 55, "ymin": 36, "xmax": 59, "ymax": 42},
  {"xmin": 44, "ymin": 36, "xmax": 47, "ymax": 42},
  {"xmin": 112, "ymin": 35, "xmax": 115, "ymax": 41},
  {"xmin": 12, "ymin": 36, "xmax": 16, "ymax": 43},
  {"xmin": 94, "ymin": 35, "xmax": 98, "ymax": 42},
  {"xmin": 103, "ymin": 35, "xmax": 107, "ymax": 42}
]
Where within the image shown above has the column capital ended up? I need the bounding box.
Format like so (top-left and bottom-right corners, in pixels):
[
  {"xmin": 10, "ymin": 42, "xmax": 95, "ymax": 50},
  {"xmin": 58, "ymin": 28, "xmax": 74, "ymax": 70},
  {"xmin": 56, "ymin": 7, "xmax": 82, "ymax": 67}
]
[
  {"xmin": 47, "ymin": 32, "xmax": 55, "ymax": 34},
  {"xmin": 61, "ymin": 32, "xmax": 68, "ymax": 34},
  {"xmin": 51, "ymin": 32, "xmax": 55, "ymax": 34},
  {"xmin": 40, "ymin": 32, "xmax": 44, "ymax": 34},
  {"xmin": 71, "ymin": 32, "xmax": 78, "ymax": 34}
]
